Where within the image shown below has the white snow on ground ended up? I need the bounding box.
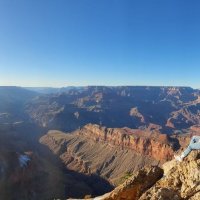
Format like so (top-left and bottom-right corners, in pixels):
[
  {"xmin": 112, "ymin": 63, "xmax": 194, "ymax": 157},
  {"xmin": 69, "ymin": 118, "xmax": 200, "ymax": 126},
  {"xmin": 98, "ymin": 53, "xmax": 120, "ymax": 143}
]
[
  {"xmin": 19, "ymin": 155, "xmax": 30, "ymax": 167},
  {"xmin": 0, "ymin": 164, "xmax": 4, "ymax": 178}
]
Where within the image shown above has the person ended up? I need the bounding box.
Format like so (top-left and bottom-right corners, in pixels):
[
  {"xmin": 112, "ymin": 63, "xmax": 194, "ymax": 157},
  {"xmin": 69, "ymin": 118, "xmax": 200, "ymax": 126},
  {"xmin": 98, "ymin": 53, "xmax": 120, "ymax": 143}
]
[{"xmin": 174, "ymin": 135, "xmax": 200, "ymax": 162}]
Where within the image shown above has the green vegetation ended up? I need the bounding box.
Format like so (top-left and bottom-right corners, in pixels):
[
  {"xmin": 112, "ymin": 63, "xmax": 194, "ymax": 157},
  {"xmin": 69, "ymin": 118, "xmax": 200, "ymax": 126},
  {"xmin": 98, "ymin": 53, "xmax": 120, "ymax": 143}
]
[{"xmin": 117, "ymin": 171, "xmax": 133, "ymax": 185}]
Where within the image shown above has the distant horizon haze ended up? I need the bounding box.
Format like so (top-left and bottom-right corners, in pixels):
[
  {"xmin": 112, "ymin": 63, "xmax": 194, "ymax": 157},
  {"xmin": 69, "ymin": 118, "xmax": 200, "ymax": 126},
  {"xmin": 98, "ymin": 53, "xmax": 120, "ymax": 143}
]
[{"xmin": 0, "ymin": 84, "xmax": 199, "ymax": 89}]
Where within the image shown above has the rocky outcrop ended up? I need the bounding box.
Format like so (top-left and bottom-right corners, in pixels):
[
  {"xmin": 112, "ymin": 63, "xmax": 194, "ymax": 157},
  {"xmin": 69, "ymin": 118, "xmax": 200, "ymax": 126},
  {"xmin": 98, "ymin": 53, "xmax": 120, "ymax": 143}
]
[
  {"xmin": 94, "ymin": 166, "xmax": 163, "ymax": 200},
  {"xmin": 129, "ymin": 107, "xmax": 145, "ymax": 123},
  {"xmin": 139, "ymin": 150, "xmax": 200, "ymax": 200},
  {"xmin": 90, "ymin": 150, "xmax": 200, "ymax": 200}
]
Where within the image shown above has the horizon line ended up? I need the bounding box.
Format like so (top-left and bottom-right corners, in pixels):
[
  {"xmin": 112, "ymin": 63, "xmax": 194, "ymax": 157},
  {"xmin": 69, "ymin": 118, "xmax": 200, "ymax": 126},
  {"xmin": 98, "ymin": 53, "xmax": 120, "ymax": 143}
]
[{"xmin": 0, "ymin": 85, "xmax": 198, "ymax": 89}]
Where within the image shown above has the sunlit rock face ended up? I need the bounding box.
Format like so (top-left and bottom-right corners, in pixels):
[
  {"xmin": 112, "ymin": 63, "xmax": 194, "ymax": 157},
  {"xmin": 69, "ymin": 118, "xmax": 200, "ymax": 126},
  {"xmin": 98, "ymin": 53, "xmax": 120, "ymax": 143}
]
[{"xmin": 139, "ymin": 150, "xmax": 200, "ymax": 200}]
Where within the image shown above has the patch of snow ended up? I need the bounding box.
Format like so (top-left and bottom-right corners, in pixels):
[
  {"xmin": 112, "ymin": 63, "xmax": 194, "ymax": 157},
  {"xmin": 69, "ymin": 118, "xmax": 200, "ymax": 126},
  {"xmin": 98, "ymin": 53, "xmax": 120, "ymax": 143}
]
[
  {"xmin": 0, "ymin": 161, "xmax": 5, "ymax": 179},
  {"xmin": 19, "ymin": 155, "xmax": 30, "ymax": 167},
  {"xmin": 0, "ymin": 166, "xmax": 4, "ymax": 173},
  {"xmin": 0, "ymin": 165, "xmax": 4, "ymax": 178}
]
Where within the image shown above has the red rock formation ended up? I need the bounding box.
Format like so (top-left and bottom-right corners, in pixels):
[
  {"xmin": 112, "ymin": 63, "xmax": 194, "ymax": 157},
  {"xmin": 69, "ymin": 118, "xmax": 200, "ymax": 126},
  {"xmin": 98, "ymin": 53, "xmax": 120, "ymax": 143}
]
[
  {"xmin": 189, "ymin": 125, "xmax": 200, "ymax": 133},
  {"xmin": 77, "ymin": 124, "xmax": 174, "ymax": 162},
  {"xmin": 40, "ymin": 124, "xmax": 176, "ymax": 185}
]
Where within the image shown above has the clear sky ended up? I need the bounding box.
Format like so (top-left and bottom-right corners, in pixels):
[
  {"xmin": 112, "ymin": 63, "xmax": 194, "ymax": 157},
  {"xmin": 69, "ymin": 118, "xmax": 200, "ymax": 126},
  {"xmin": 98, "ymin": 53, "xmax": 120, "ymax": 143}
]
[{"xmin": 0, "ymin": 0, "xmax": 200, "ymax": 88}]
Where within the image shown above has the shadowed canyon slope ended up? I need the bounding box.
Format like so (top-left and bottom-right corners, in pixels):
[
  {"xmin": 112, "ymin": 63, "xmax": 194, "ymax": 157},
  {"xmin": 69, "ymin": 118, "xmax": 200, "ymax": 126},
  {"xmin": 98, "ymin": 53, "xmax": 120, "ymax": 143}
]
[
  {"xmin": 0, "ymin": 123, "xmax": 114, "ymax": 199},
  {"xmin": 0, "ymin": 124, "xmax": 66, "ymax": 200}
]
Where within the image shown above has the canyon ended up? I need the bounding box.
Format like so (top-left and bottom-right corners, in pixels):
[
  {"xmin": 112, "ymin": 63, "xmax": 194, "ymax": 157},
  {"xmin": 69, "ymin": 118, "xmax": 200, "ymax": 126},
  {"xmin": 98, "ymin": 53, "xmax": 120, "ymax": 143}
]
[{"xmin": 1, "ymin": 86, "xmax": 200, "ymax": 199}]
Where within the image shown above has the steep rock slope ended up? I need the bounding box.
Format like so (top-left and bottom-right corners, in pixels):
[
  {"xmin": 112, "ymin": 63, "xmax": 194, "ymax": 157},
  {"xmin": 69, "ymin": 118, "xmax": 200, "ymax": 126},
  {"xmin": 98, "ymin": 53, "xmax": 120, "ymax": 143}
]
[{"xmin": 40, "ymin": 124, "xmax": 175, "ymax": 185}]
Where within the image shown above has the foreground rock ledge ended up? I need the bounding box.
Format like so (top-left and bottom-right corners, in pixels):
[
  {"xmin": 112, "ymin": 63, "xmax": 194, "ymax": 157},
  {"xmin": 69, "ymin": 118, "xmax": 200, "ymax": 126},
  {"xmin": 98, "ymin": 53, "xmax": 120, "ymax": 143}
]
[
  {"xmin": 140, "ymin": 150, "xmax": 200, "ymax": 200},
  {"xmin": 68, "ymin": 150, "xmax": 200, "ymax": 200},
  {"xmin": 95, "ymin": 166, "xmax": 163, "ymax": 200}
]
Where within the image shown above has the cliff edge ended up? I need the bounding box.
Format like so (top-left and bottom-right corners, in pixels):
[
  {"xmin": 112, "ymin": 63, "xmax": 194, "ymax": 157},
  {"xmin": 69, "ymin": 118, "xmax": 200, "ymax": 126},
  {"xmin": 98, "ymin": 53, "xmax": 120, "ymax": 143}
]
[{"xmin": 90, "ymin": 150, "xmax": 200, "ymax": 200}]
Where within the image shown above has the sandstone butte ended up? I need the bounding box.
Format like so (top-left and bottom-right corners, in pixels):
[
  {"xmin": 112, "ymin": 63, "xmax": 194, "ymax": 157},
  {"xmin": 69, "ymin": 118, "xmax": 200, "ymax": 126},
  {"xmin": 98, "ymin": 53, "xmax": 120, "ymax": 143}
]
[{"xmin": 68, "ymin": 150, "xmax": 200, "ymax": 200}]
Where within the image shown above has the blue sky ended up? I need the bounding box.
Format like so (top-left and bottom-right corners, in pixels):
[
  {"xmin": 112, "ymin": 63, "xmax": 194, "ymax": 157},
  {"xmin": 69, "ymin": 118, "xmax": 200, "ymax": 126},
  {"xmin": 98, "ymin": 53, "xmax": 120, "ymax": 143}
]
[{"xmin": 0, "ymin": 0, "xmax": 200, "ymax": 87}]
